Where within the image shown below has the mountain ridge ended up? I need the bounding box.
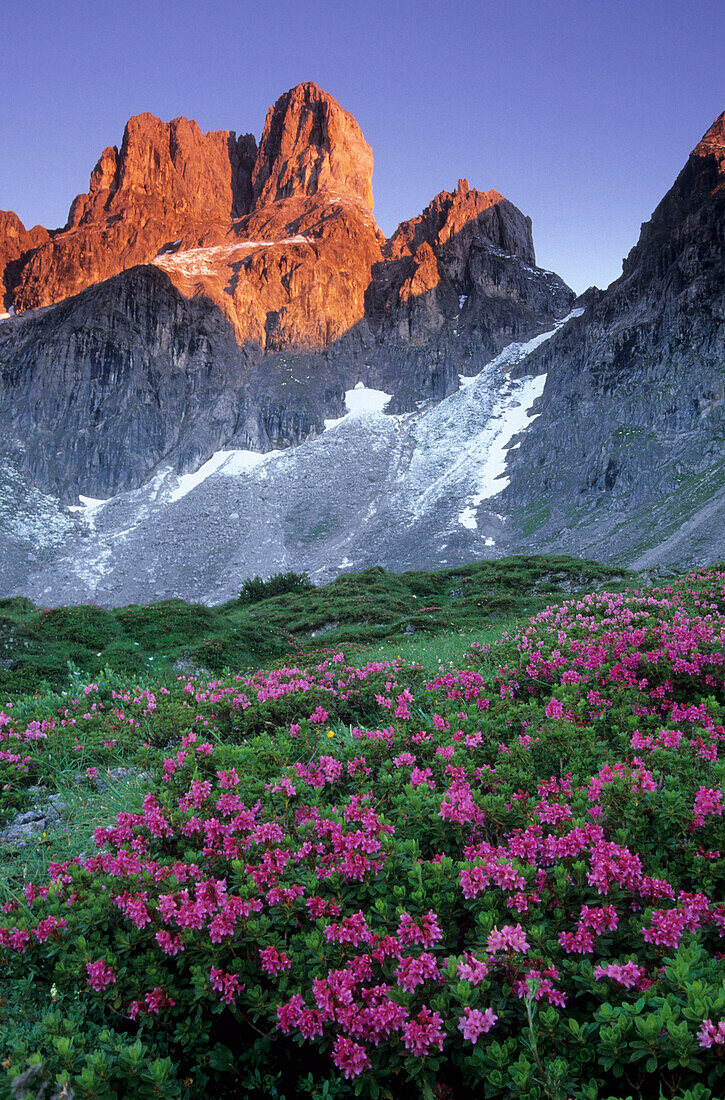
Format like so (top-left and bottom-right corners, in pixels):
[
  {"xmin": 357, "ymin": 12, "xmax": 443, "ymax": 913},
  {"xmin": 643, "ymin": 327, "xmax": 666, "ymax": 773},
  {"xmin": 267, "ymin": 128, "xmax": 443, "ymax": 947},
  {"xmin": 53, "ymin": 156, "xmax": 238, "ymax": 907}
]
[
  {"xmin": 0, "ymin": 82, "xmax": 572, "ymax": 501},
  {"xmin": 0, "ymin": 89, "xmax": 723, "ymax": 603}
]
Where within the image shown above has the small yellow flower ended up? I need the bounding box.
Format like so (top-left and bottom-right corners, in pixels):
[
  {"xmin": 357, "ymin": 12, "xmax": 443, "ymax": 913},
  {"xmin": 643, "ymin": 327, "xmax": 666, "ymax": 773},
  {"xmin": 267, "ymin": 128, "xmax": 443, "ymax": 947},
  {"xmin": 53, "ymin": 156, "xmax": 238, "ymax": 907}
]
[{"xmin": 327, "ymin": 730, "xmax": 335, "ymax": 738}]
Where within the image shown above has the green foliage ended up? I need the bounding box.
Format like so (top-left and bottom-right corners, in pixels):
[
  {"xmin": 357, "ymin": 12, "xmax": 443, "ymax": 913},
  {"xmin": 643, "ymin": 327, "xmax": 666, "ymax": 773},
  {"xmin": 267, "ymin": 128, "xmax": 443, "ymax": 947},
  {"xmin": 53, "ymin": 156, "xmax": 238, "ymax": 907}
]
[
  {"xmin": 238, "ymin": 570, "xmax": 315, "ymax": 604},
  {"xmin": 0, "ymin": 557, "xmax": 629, "ymax": 696}
]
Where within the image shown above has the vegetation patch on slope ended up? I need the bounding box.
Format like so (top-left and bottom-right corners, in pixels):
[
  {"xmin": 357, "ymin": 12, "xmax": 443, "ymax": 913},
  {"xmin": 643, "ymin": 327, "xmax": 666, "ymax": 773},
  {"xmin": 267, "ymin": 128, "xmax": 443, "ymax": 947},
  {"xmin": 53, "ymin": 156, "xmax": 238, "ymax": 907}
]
[
  {"xmin": 0, "ymin": 565, "xmax": 723, "ymax": 1098},
  {"xmin": 0, "ymin": 555, "xmax": 628, "ymax": 695}
]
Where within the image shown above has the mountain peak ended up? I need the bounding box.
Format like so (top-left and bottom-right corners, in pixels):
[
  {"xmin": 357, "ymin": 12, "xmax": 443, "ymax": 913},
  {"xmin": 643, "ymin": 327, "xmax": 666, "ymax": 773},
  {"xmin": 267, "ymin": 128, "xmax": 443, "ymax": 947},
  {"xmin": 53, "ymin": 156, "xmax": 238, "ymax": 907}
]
[
  {"xmin": 691, "ymin": 109, "xmax": 725, "ymax": 166},
  {"xmin": 251, "ymin": 82, "xmax": 374, "ymax": 211},
  {"xmin": 386, "ymin": 182, "xmax": 534, "ymax": 266}
]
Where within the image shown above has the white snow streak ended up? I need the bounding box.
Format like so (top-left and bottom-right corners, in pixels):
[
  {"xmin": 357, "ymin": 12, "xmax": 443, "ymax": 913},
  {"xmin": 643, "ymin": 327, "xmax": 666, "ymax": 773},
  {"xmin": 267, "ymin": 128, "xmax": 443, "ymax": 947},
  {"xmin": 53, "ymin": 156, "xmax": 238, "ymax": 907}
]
[
  {"xmin": 153, "ymin": 237, "xmax": 312, "ymax": 278},
  {"xmin": 170, "ymin": 449, "xmax": 281, "ymax": 502}
]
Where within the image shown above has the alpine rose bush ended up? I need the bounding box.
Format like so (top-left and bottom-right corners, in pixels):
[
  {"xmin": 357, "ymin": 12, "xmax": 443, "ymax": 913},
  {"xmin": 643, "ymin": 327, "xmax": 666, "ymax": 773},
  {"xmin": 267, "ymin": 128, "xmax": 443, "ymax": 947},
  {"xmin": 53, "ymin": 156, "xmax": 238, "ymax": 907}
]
[{"xmin": 1, "ymin": 569, "xmax": 725, "ymax": 1098}]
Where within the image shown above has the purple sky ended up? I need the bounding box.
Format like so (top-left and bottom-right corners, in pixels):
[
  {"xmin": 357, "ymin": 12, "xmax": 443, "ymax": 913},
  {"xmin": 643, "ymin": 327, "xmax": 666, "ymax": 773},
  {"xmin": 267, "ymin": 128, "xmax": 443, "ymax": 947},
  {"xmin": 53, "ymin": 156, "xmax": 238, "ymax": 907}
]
[{"xmin": 1, "ymin": 0, "xmax": 723, "ymax": 293}]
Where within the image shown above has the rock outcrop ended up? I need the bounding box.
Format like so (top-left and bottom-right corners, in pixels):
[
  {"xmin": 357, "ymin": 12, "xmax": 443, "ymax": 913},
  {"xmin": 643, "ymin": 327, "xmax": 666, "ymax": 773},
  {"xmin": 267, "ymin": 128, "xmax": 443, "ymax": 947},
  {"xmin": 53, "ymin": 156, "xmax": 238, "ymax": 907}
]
[
  {"xmin": 502, "ymin": 110, "xmax": 725, "ymax": 566},
  {"xmin": 12, "ymin": 115, "xmax": 257, "ymax": 311},
  {"xmin": 0, "ymin": 211, "xmax": 49, "ymax": 307},
  {"xmin": 251, "ymin": 82, "xmax": 375, "ymax": 211},
  {"xmin": 0, "ymin": 83, "xmax": 572, "ymax": 501}
]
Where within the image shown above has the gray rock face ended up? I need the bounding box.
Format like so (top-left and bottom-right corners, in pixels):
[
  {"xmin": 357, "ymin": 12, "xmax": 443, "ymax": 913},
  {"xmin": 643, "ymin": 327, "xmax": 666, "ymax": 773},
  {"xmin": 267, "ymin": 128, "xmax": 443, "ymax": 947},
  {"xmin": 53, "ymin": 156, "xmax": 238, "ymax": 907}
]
[
  {"xmin": 0, "ymin": 192, "xmax": 572, "ymax": 501},
  {"xmin": 2, "ymin": 105, "xmax": 724, "ymax": 600},
  {"xmin": 501, "ymin": 110, "xmax": 725, "ymax": 567}
]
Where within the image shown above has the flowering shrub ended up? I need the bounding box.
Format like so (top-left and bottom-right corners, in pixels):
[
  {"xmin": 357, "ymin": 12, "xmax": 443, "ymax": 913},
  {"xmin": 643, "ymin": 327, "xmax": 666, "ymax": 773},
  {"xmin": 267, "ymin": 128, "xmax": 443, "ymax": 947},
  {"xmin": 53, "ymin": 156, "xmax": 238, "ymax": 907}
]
[{"xmin": 2, "ymin": 568, "xmax": 725, "ymax": 1098}]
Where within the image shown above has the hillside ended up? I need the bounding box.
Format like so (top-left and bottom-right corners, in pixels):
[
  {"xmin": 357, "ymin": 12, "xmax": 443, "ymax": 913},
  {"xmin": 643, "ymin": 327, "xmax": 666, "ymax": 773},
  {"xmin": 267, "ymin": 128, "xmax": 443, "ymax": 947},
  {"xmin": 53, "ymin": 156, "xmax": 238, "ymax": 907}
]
[
  {"xmin": 0, "ymin": 560, "xmax": 723, "ymax": 1098},
  {"xmin": 0, "ymin": 555, "xmax": 626, "ymax": 693}
]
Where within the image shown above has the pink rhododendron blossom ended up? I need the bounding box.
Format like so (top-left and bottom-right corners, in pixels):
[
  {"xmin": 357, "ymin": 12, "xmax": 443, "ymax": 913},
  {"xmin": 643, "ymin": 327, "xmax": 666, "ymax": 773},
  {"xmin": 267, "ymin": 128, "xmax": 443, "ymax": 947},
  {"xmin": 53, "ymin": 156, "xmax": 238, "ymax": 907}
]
[
  {"xmin": 401, "ymin": 1006, "xmax": 446, "ymax": 1055},
  {"xmin": 331, "ymin": 1036, "xmax": 371, "ymax": 1078},
  {"xmin": 86, "ymin": 959, "xmax": 116, "ymax": 990},
  {"xmin": 259, "ymin": 945, "xmax": 292, "ymax": 974},
  {"xmin": 458, "ymin": 1006, "xmax": 498, "ymax": 1042},
  {"xmin": 593, "ymin": 961, "xmax": 649, "ymax": 989},
  {"xmin": 698, "ymin": 1019, "xmax": 725, "ymax": 1048},
  {"xmin": 210, "ymin": 966, "xmax": 244, "ymax": 1004},
  {"xmin": 486, "ymin": 923, "xmax": 530, "ymax": 954}
]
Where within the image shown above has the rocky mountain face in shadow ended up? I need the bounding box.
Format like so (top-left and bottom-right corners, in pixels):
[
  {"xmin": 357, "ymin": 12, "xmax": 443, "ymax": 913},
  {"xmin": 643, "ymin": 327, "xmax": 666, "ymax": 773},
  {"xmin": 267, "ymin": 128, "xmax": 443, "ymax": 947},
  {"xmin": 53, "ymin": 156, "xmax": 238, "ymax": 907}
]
[
  {"xmin": 0, "ymin": 82, "xmax": 572, "ymax": 501},
  {"xmin": 501, "ymin": 111, "xmax": 725, "ymax": 567},
  {"xmin": 1, "ymin": 89, "xmax": 723, "ymax": 602}
]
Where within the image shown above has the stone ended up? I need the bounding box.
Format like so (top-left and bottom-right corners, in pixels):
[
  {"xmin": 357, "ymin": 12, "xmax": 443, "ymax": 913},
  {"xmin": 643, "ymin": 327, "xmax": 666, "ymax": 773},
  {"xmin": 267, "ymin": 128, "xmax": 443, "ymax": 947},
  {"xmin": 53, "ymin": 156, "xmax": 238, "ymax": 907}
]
[
  {"xmin": 12, "ymin": 113, "xmax": 257, "ymax": 311},
  {"xmin": 503, "ymin": 110, "xmax": 725, "ymax": 568},
  {"xmin": 0, "ymin": 210, "xmax": 49, "ymax": 307},
  {"xmin": 0, "ymin": 86, "xmax": 570, "ymax": 501},
  {"xmin": 251, "ymin": 81, "xmax": 374, "ymax": 211}
]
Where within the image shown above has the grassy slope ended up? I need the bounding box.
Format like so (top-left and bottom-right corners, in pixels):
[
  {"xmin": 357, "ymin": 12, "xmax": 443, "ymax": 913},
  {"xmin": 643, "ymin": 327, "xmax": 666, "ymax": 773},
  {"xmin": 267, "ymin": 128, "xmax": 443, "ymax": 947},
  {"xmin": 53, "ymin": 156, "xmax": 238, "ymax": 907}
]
[{"xmin": 0, "ymin": 555, "xmax": 629, "ymax": 695}]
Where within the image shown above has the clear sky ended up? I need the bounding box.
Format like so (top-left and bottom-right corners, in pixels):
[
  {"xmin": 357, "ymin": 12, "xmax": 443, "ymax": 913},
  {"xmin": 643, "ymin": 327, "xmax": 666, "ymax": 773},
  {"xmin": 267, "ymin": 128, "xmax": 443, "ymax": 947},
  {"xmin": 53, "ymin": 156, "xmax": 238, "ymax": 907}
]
[{"xmin": 1, "ymin": 0, "xmax": 723, "ymax": 294}]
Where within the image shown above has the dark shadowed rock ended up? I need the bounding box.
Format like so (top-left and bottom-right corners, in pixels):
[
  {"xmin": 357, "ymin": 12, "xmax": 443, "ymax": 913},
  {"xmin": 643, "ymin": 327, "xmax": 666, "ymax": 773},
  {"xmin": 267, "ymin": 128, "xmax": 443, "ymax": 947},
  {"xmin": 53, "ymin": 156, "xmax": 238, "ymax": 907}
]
[{"xmin": 503, "ymin": 109, "xmax": 725, "ymax": 566}]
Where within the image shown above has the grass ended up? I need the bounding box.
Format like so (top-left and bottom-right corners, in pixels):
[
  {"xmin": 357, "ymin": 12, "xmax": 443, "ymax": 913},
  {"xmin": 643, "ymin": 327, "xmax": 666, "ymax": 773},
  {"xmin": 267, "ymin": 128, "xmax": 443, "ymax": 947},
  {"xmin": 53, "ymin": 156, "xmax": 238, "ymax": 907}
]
[
  {"xmin": 0, "ymin": 555, "xmax": 632, "ymax": 697},
  {"xmin": 0, "ymin": 554, "xmax": 631, "ymax": 904}
]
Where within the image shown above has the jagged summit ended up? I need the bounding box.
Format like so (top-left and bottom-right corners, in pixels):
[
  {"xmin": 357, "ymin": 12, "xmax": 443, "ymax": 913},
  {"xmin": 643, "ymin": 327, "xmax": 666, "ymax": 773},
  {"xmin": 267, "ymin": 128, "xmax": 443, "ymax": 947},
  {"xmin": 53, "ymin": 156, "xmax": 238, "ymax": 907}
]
[
  {"xmin": 387, "ymin": 179, "xmax": 534, "ymax": 265},
  {"xmin": 691, "ymin": 109, "xmax": 725, "ymax": 162},
  {"xmin": 500, "ymin": 106, "xmax": 725, "ymax": 568},
  {"xmin": 0, "ymin": 82, "xmax": 572, "ymax": 508},
  {"xmin": 251, "ymin": 82, "xmax": 374, "ymax": 211}
]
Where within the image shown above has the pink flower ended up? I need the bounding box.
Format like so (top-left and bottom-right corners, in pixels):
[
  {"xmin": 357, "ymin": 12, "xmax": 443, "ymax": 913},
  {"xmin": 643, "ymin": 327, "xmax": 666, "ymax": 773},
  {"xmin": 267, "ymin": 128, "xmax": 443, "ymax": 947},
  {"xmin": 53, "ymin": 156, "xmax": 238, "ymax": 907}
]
[
  {"xmin": 210, "ymin": 966, "xmax": 244, "ymax": 1005},
  {"xmin": 395, "ymin": 952, "xmax": 440, "ymax": 992},
  {"xmin": 693, "ymin": 786, "xmax": 724, "ymax": 827},
  {"xmin": 401, "ymin": 1006, "xmax": 446, "ymax": 1056},
  {"xmin": 397, "ymin": 910, "xmax": 443, "ymax": 947},
  {"xmin": 545, "ymin": 697, "xmax": 564, "ymax": 719},
  {"xmin": 458, "ymin": 1006, "xmax": 498, "ymax": 1043},
  {"xmin": 259, "ymin": 945, "xmax": 292, "ymax": 975},
  {"xmin": 86, "ymin": 959, "xmax": 117, "ymax": 991},
  {"xmin": 486, "ymin": 923, "xmax": 530, "ymax": 954},
  {"xmin": 593, "ymin": 961, "xmax": 648, "ymax": 990},
  {"xmin": 331, "ymin": 1036, "xmax": 371, "ymax": 1079},
  {"xmin": 698, "ymin": 1019, "xmax": 725, "ymax": 1048},
  {"xmin": 456, "ymin": 953, "xmax": 489, "ymax": 984},
  {"xmin": 155, "ymin": 930, "xmax": 184, "ymax": 956}
]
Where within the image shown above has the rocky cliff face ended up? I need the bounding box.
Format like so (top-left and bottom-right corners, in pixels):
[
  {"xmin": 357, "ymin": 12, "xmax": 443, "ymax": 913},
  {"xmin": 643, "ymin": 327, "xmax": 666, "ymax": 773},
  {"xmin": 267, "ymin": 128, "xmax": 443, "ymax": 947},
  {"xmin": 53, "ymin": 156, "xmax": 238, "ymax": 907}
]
[
  {"xmin": 1, "ymin": 100, "xmax": 724, "ymax": 602},
  {"xmin": 0, "ymin": 83, "xmax": 572, "ymax": 501},
  {"xmin": 11, "ymin": 115, "xmax": 257, "ymax": 311},
  {"xmin": 0, "ymin": 211, "xmax": 49, "ymax": 307},
  {"xmin": 502, "ymin": 111, "xmax": 725, "ymax": 566},
  {"xmin": 251, "ymin": 81, "xmax": 375, "ymax": 211}
]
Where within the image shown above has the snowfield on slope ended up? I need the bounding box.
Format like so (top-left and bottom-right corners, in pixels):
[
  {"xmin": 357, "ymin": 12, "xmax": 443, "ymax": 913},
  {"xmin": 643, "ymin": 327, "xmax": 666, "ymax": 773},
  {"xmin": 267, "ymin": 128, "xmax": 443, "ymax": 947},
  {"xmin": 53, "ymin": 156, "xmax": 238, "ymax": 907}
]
[{"xmin": 7, "ymin": 314, "xmax": 581, "ymax": 605}]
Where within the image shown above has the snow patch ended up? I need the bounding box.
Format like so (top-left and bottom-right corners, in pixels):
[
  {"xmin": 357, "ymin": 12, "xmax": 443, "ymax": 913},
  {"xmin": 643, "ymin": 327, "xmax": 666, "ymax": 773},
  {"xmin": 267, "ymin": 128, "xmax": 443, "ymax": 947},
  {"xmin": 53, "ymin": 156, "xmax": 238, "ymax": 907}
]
[
  {"xmin": 153, "ymin": 237, "xmax": 313, "ymax": 279},
  {"xmin": 466, "ymin": 372, "xmax": 547, "ymax": 503},
  {"xmin": 458, "ymin": 506, "xmax": 478, "ymax": 530},
  {"xmin": 324, "ymin": 383, "xmax": 393, "ymax": 429},
  {"xmin": 169, "ymin": 448, "xmax": 281, "ymax": 502}
]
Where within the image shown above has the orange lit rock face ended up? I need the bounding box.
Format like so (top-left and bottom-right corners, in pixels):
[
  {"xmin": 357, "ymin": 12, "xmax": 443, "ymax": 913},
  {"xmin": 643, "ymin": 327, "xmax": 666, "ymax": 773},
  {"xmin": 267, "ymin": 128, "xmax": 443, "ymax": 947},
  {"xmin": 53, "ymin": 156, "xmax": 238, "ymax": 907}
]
[
  {"xmin": 3, "ymin": 83, "xmax": 563, "ymax": 361},
  {"xmin": 153, "ymin": 193, "xmax": 383, "ymax": 350},
  {"xmin": 691, "ymin": 110, "xmax": 725, "ymax": 170},
  {"xmin": 12, "ymin": 114, "xmax": 257, "ymax": 311},
  {"xmin": 0, "ymin": 211, "xmax": 49, "ymax": 306},
  {"xmin": 7, "ymin": 84, "xmax": 380, "ymax": 346},
  {"xmin": 0, "ymin": 83, "xmax": 577, "ymax": 502},
  {"xmin": 251, "ymin": 82, "xmax": 374, "ymax": 212},
  {"xmin": 387, "ymin": 181, "xmax": 535, "ymax": 267}
]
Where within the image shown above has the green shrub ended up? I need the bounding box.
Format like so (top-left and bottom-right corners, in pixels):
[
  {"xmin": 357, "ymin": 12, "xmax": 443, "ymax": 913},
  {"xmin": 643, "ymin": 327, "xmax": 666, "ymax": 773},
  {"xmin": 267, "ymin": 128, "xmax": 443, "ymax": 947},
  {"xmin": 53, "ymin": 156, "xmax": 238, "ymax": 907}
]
[{"xmin": 238, "ymin": 571, "xmax": 314, "ymax": 604}]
